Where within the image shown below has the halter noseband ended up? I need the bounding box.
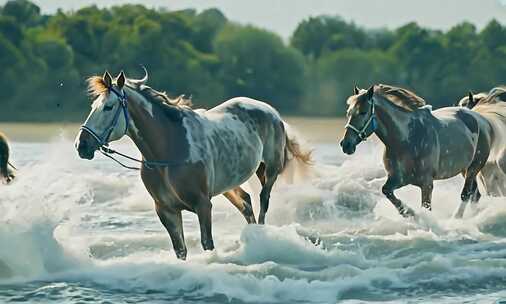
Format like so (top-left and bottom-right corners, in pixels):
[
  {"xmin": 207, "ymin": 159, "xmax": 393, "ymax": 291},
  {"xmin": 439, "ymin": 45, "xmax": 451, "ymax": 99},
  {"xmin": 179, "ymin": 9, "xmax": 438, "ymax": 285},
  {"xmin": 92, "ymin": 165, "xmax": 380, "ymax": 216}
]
[
  {"xmin": 345, "ymin": 99, "xmax": 377, "ymax": 141},
  {"xmin": 80, "ymin": 86, "xmax": 129, "ymax": 147}
]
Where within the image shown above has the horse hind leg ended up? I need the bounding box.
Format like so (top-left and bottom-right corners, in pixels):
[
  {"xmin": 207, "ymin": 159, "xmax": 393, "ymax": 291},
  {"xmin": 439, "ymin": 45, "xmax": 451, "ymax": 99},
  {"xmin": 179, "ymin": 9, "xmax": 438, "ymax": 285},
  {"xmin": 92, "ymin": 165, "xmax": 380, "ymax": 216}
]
[
  {"xmin": 223, "ymin": 187, "xmax": 256, "ymax": 224},
  {"xmin": 454, "ymin": 176, "xmax": 479, "ymax": 219},
  {"xmin": 258, "ymin": 162, "xmax": 284, "ymax": 224},
  {"xmin": 257, "ymin": 123, "xmax": 285, "ymax": 224},
  {"xmin": 455, "ymin": 144, "xmax": 489, "ymax": 218},
  {"xmin": 256, "ymin": 162, "xmax": 266, "ymax": 186},
  {"xmin": 420, "ymin": 182, "xmax": 434, "ymax": 211}
]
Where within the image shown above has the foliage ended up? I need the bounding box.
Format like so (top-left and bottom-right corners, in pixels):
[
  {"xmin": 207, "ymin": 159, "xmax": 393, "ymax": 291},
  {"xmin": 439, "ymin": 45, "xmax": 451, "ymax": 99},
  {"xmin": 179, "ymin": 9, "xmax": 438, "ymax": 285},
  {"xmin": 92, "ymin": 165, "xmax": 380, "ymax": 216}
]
[{"xmin": 0, "ymin": 0, "xmax": 505, "ymax": 121}]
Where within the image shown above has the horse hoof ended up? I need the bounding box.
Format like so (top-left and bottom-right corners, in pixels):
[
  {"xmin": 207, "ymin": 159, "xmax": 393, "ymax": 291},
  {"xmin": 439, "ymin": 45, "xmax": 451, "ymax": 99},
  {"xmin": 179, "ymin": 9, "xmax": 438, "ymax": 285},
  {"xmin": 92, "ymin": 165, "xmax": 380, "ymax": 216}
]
[
  {"xmin": 202, "ymin": 240, "xmax": 214, "ymax": 251},
  {"xmin": 247, "ymin": 216, "xmax": 257, "ymax": 224},
  {"xmin": 175, "ymin": 250, "xmax": 187, "ymax": 260},
  {"xmin": 401, "ymin": 207, "xmax": 415, "ymax": 218}
]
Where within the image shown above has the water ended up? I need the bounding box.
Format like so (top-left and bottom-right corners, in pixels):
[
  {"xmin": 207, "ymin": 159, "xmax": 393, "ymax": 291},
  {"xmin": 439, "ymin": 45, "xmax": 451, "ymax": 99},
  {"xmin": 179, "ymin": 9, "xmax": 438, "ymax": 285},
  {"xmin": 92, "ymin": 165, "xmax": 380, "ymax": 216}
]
[{"xmin": 1, "ymin": 122, "xmax": 506, "ymax": 303}]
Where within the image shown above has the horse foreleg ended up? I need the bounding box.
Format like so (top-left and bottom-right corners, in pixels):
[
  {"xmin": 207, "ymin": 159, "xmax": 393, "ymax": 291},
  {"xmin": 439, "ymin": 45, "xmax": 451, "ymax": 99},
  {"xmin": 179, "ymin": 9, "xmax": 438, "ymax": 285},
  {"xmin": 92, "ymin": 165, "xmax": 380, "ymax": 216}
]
[
  {"xmin": 420, "ymin": 183, "xmax": 433, "ymax": 211},
  {"xmin": 382, "ymin": 177, "xmax": 414, "ymax": 217},
  {"xmin": 195, "ymin": 197, "xmax": 214, "ymax": 251},
  {"xmin": 223, "ymin": 187, "xmax": 256, "ymax": 224},
  {"xmin": 155, "ymin": 203, "xmax": 187, "ymax": 260}
]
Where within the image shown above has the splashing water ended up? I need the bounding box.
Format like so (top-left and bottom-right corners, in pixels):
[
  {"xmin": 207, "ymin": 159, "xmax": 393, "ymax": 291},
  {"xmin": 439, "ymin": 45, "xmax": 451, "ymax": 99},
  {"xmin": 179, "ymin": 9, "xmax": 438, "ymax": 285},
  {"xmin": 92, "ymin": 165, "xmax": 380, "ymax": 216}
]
[{"xmin": 1, "ymin": 135, "xmax": 506, "ymax": 304}]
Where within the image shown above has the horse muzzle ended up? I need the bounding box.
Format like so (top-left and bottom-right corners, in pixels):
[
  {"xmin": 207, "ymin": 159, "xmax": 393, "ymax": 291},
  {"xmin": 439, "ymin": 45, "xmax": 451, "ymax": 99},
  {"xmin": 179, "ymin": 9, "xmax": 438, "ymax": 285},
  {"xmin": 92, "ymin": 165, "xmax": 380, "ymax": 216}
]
[
  {"xmin": 340, "ymin": 139, "xmax": 356, "ymax": 155},
  {"xmin": 76, "ymin": 132, "xmax": 99, "ymax": 160}
]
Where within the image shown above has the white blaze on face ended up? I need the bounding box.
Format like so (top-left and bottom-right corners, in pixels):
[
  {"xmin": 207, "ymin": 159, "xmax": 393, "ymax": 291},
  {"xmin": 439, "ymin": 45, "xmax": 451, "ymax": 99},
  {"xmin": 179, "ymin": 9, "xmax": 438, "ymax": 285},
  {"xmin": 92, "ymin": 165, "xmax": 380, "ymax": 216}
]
[
  {"xmin": 79, "ymin": 92, "xmax": 127, "ymax": 144},
  {"xmin": 345, "ymin": 89, "xmax": 367, "ymax": 120},
  {"xmin": 345, "ymin": 98, "xmax": 357, "ymax": 119}
]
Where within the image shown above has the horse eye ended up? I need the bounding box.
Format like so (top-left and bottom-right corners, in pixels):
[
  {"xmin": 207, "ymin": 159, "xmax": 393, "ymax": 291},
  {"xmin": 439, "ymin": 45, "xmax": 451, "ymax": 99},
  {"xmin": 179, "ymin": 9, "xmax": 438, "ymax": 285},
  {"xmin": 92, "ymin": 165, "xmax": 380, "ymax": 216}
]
[
  {"xmin": 103, "ymin": 105, "xmax": 114, "ymax": 111},
  {"xmin": 359, "ymin": 111, "xmax": 368, "ymax": 115}
]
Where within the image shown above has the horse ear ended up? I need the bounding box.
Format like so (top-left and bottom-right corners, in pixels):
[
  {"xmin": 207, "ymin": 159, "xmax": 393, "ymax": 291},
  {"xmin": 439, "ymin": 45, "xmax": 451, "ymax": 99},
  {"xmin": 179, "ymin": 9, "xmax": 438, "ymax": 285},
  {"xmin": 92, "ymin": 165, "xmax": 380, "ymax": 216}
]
[
  {"xmin": 468, "ymin": 91, "xmax": 476, "ymax": 107},
  {"xmin": 103, "ymin": 71, "xmax": 113, "ymax": 88},
  {"xmin": 117, "ymin": 71, "xmax": 126, "ymax": 89},
  {"xmin": 354, "ymin": 86, "xmax": 360, "ymax": 95},
  {"xmin": 366, "ymin": 85, "xmax": 374, "ymax": 100}
]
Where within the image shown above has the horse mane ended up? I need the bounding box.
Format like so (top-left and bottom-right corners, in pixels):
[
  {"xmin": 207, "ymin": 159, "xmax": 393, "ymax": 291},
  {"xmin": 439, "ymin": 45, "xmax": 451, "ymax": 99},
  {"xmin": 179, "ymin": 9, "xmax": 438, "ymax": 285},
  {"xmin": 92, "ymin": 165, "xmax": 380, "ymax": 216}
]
[
  {"xmin": 375, "ymin": 84, "xmax": 426, "ymax": 111},
  {"xmin": 86, "ymin": 73, "xmax": 192, "ymax": 108},
  {"xmin": 87, "ymin": 76, "xmax": 109, "ymax": 98},
  {"xmin": 478, "ymin": 86, "xmax": 506, "ymax": 105},
  {"xmin": 132, "ymin": 83, "xmax": 193, "ymax": 108}
]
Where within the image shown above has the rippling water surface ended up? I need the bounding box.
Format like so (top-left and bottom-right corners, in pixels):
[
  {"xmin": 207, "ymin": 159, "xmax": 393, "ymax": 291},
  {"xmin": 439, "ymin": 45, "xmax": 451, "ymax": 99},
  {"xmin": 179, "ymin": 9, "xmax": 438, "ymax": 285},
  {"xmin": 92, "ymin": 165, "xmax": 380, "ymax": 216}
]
[{"xmin": 1, "ymin": 121, "xmax": 506, "ymax": 304}]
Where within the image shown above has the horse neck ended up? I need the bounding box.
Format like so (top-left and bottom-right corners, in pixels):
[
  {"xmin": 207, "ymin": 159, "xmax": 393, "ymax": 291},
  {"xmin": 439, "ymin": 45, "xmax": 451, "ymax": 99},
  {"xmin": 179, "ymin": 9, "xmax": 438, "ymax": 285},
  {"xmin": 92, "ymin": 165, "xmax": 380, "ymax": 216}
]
[
  {"xmin": 124, "ymin": 90, "xmax": 187, "ymax": 162},
  {"xmin": 373, "ymin": 97, "xmax": 413, "ymax": 148}
]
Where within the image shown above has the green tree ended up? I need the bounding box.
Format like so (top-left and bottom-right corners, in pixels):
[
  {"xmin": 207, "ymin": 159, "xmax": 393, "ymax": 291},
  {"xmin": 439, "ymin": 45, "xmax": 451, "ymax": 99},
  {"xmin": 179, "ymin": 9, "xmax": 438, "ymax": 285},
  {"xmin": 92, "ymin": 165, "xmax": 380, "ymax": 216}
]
[
  {"xmin": 215, "ymin": 25, "xmax": 305, "ymax": 112},
  {"xmin": 2, "ymin": 0, "xmax": 40, "ymax": 26},
  {"xmin": 1, "ymin": 1, "xmax": 506, "ymax": 121}
]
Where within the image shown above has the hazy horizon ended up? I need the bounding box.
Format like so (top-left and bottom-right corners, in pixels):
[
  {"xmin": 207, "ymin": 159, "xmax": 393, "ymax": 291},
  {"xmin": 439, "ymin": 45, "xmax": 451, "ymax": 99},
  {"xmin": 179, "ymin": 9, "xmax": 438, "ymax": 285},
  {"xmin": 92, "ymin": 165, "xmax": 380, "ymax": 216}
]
[{"xmin": 3, "ymin": 0, "xmax": 506, "ymax": 38}]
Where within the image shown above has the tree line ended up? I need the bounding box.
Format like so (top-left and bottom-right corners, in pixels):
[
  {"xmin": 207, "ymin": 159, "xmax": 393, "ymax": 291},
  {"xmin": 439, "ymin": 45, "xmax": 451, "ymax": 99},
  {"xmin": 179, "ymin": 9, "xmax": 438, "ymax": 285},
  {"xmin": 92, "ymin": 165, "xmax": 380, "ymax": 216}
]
[{"xmin": 0, "ymin": 0, "xmax": 505, "ymax": 121}]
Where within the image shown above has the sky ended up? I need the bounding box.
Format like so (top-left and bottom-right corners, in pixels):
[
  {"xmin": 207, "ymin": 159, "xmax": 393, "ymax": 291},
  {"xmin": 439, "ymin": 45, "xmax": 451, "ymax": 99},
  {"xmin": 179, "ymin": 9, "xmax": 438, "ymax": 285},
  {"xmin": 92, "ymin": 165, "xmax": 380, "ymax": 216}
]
[{"xmin": 5, "ymin": 0, "xmax": 506, "ymax": 38}]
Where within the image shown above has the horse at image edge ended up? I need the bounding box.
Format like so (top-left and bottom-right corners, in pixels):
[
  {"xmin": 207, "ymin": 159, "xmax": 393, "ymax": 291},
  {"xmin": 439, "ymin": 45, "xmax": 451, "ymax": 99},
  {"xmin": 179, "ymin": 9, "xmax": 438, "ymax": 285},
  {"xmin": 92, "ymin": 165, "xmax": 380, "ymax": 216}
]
[
  {"xmin": 458, "ymin": 87, "xmax": 506, "ymax": 196},
  {"xmin": 0, "ymin": 131, "xmax": 15, "ymax": 184}
]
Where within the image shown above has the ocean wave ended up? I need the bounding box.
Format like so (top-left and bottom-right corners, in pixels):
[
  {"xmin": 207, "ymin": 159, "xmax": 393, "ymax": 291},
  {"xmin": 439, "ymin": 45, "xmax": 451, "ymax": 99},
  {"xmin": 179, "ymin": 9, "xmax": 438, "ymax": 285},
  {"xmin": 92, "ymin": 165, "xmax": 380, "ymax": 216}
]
[{"xmin": 2, "ymin": 139, "xmax": 506, "ymax": 303}]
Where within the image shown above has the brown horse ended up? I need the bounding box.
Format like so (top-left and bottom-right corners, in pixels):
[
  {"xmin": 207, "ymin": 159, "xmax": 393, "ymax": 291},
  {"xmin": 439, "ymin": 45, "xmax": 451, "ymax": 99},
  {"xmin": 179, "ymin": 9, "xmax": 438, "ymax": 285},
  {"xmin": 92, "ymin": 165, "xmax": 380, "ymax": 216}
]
[
  {"xmin": 340, "ymin": 84, "xmax": 493, "ymax": 219},
  {"xmin": 75, "ymin": 70, "xmax": 311, "ymax": 260},
  {"xmin": 0, "ymin": 131, "xmax": 15, "ymax": 184},
  {"xmin": 458, "ymin": 87, "xmax": 506, "ymax": 196}
]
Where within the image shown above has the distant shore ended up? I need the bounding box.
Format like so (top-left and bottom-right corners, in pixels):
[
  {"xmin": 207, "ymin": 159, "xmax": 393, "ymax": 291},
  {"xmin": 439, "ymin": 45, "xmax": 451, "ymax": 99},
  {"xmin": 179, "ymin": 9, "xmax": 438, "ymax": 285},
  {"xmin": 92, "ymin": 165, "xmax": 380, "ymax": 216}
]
[{"xmin": 0, "ymin": 117, "xmax": 346, "ymax": 143}]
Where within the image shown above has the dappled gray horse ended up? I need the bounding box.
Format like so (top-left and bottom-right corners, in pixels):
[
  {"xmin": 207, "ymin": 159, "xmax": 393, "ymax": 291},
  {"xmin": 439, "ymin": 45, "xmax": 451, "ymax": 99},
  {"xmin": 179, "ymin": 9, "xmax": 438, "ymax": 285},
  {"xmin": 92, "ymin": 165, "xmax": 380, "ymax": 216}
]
[
  {"xmin": 340, "ymin": 84, "xmax": 492, "ymax": 218},
  {"xmin": 75, "ymin": 70, "xmax": 311, "ymax": 260},
  {"xmin": 0, "ymin": 131, "xmax": 15, "ymax": 184},
  {"xmin": 458, "ymin": 87, "xmax": 506, "ymax": 196}
]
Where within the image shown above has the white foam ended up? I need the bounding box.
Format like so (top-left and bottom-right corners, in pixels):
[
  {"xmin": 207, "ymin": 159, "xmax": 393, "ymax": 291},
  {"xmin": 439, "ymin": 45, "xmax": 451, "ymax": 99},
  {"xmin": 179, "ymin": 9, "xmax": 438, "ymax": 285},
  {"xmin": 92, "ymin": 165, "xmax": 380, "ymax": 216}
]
[{"xmin": 2, "ymin": 137, "xmax": 506, "ymax": 303}]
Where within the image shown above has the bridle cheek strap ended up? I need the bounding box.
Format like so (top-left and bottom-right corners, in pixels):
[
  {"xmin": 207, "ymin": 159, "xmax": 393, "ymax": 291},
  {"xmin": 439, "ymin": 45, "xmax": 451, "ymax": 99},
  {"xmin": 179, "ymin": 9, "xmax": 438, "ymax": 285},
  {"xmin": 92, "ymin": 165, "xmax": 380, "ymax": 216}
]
[{"xmin": 344, "ymin": 101, "xmax": 377, "ymax": 141}]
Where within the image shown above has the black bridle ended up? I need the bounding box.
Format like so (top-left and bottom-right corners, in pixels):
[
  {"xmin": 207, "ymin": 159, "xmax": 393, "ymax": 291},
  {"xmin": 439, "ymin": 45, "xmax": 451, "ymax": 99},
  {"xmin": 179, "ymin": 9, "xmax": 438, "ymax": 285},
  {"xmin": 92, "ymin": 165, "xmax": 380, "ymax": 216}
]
[
  {"xmin": 345, "ymin": 100, "xmax": 377, "ymax": 141},
  {"xmin": 79, "ymin": 87, "xmax": 183, "ymax": 170}
]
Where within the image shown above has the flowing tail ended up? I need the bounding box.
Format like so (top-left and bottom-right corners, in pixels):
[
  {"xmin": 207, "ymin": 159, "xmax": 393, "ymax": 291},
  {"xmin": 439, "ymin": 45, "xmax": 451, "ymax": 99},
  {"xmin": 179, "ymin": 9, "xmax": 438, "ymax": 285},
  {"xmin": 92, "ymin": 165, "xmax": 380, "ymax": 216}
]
[{"xmin": 281, "ymin": 122, "xmax": 313, "ymax": 183}]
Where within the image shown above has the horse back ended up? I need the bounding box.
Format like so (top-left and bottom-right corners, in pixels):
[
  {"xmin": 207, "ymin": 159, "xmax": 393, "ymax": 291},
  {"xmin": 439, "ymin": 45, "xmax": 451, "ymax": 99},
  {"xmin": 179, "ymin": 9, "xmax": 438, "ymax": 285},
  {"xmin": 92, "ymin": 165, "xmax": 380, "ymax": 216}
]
[
  {"xmin": 431, "ymin": 107, "xmax": 492, "ymax": 178},
  {"xmin": 187, "ymin": 97, "xmax": 285, "ymax": 195},
  {"xmin": 473, "ymin": 103, "xmax": 506, "ymax": 159}
]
